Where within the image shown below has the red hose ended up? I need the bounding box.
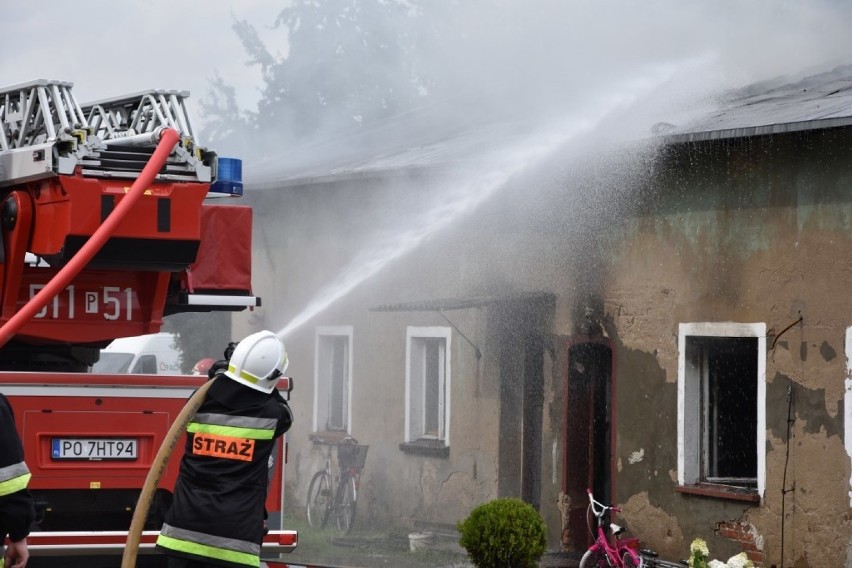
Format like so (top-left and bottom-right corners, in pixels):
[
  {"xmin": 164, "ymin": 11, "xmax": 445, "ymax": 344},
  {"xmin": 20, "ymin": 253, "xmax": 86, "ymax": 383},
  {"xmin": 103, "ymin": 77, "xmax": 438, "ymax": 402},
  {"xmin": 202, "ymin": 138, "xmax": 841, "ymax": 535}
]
[{"xmin": 0, "ymin": 127, "xmax": 180, "ymax": 349}]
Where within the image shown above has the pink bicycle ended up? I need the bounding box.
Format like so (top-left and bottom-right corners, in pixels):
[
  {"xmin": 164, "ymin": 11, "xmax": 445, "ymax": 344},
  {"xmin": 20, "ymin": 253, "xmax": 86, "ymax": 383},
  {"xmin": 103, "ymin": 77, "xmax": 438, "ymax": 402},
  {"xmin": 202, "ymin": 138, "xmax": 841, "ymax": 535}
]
[{"xmin": 579, "ymin": 488, "xmax": 643, "ymax": 568}]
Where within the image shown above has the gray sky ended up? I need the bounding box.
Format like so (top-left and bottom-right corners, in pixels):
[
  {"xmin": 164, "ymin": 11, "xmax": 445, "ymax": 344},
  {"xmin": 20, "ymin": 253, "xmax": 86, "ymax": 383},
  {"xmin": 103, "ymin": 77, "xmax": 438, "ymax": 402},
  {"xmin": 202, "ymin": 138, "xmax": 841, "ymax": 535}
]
[
  {"xmin": 4, "ymin": 0, "xmax": 852, "ymax": 150},
  {"xmin": 0, "ymin": 1, "xmax": 287, "ymax": 128}
]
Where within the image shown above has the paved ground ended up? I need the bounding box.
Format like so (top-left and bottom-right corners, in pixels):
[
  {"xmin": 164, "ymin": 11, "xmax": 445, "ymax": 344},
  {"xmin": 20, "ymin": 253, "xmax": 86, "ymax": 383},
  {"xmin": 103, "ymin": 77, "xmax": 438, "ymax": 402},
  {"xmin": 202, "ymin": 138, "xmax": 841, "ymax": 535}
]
[
  {"xmin": 268, "ymin": 550, "xmax": 581, "ymax": 568},
  {"xmin": 540, "ymin": 551, "xmax": 582, "ymax": 568},
  {"xmin": 277, "ymin": 521, "xmax": 586, "ymax": 568}
]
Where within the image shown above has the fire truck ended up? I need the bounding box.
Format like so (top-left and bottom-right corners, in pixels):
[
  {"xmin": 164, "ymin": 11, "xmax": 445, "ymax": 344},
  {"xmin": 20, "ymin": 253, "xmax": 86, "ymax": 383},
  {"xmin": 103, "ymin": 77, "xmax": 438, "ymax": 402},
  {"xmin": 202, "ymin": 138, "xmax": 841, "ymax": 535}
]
[{"xmin": 0, "ymin": 80, "xmax": 296, "ymax": 565}]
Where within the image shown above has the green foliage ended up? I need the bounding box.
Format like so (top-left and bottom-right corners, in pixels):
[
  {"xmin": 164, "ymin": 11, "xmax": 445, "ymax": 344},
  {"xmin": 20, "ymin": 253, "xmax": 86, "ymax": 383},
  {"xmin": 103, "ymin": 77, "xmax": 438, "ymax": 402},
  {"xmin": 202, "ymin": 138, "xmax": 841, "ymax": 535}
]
[
  {"xmin": 202, "ymin": 0, "xmax": 436, "ymax": 153},
  {"xmin": 457, "ymin": 498, "xmax": 547, "ymax": 568}
]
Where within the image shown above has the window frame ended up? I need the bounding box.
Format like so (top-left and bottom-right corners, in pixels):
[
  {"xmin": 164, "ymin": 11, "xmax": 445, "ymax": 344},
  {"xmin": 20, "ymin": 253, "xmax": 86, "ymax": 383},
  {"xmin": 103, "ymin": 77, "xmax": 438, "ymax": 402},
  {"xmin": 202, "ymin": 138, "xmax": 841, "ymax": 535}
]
[
  {"xmin": 677, "ymin": 322, "xmax": 766, "ymax": 499},
  {"xmin": 404, "ymin": 326, "xmax": 452, "ymax": 447},
  {"xmin": 312, "ymin": 326, "xmax": 353, "ymax": 435}
]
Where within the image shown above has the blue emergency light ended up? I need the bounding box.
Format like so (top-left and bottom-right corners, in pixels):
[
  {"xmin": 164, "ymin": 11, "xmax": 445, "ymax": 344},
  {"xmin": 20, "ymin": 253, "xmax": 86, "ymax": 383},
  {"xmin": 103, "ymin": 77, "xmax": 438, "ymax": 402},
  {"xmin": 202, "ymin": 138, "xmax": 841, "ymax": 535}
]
[{"xmin": 210, "ymin": 157, "xmax": 244, "ymax": 196}]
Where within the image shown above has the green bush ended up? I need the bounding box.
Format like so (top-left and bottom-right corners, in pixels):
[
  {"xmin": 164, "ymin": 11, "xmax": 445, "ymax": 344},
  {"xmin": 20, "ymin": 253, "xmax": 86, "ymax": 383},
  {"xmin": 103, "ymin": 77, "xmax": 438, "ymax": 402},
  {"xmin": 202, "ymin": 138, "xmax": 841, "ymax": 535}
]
[{"xmin": 457, "ymin": 497, "xmax": 547, "ymax": 568}]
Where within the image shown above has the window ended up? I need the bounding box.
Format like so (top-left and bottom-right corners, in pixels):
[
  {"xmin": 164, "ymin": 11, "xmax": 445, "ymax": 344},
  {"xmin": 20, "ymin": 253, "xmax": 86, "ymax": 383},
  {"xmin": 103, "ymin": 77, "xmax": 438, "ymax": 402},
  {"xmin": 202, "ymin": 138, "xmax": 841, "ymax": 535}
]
[
  {"xmin": 405, "ymin": 327, "xmax": 451, "ymax": 446},
  {"xmin": 678, "ymin": 323, "xmax": 765, "ymax": 498},
  {"xmin": 313, "ymin": 327, "xmax": 353, "ymax": 434},
  {"xmin": 132, "ymin": 354, "xmax": 157, "ymax": 374}
]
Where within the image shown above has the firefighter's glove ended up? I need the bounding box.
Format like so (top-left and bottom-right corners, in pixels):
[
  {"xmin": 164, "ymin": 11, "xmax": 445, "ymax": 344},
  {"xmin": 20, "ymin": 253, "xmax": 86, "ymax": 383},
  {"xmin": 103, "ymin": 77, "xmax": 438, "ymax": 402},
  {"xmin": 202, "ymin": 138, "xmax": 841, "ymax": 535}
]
[{"xmin": 207, "ymin": 359, "xmax": 229, "ymax": 380}]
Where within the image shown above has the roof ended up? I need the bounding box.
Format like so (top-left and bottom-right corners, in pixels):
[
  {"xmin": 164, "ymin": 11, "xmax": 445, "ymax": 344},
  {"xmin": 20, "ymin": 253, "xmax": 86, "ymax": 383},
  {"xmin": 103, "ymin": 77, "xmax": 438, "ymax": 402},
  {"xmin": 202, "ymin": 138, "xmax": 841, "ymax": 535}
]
[
  {"xmin": 246, "ymin": 118, "xmax": 543, "ymax": 189},
  {"xmin": 661, "ymin": 64, "xmax": 852, "ymax": 143},
  {"xmin": 246, "ymin": 63, "xmax": 852, "ymax": 187},
  {"xmin": 370, "ymin": 292, "xmax": 555, "ymax": 312}
]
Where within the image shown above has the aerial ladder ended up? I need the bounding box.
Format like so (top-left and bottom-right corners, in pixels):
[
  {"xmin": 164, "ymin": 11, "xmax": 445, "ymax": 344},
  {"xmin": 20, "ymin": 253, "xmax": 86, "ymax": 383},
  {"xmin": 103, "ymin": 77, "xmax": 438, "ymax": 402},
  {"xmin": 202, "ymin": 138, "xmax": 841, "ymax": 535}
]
[{"xmin": 0, "ymin": 80, "xmax": 296, "ymax": 565}]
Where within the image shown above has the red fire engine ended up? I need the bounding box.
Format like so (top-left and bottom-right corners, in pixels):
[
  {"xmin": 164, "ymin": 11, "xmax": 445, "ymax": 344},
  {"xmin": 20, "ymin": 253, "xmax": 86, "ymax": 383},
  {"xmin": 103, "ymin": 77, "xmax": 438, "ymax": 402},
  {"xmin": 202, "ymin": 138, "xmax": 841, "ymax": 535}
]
[{"xmin": 0, "ymin": 80, "xmax": 296, "ymax": 565}]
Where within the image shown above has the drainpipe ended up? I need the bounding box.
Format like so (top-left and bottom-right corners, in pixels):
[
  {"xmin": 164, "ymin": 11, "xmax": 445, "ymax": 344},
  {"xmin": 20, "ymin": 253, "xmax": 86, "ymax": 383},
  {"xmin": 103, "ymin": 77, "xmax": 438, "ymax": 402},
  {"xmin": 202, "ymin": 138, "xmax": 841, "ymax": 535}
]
[{"xmin": 0, "ymin": 127, "xmax": 180, "ymax": 348}]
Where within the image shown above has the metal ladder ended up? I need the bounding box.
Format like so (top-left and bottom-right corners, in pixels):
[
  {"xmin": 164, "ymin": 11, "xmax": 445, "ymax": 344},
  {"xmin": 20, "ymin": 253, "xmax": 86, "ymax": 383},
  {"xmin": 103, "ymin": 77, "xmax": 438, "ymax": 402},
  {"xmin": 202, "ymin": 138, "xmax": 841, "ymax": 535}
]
[
  {"xmin": 82, "ymin": 88, "xmax": 197, "ymax": 144},
  {"xmin": 0, "ymin": 79, "xmax": 87, "ymax": 150},
  {"xmin": 0, "ymin": 79, "xmax": 213, "ymax": 187}
]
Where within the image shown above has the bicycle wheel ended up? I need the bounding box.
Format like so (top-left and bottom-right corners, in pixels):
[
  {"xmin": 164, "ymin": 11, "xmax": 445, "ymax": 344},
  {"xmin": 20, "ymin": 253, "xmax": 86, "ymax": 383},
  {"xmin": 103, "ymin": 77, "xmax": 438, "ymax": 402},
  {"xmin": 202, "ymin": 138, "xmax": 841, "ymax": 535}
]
[
  {"xmin": 334, "ymin": 472, "xmax": 358, "ymax": 534},
  {"xmin": 579, "ymin": 548, "xmax": 607, "ymax": 568},
  {"xmin": 622, "ymin": 551, "xmax": 643, "ymax": 568},
  {"xmin": 306, "ymin": 471, "xmax": 332, "ymax": 529}
]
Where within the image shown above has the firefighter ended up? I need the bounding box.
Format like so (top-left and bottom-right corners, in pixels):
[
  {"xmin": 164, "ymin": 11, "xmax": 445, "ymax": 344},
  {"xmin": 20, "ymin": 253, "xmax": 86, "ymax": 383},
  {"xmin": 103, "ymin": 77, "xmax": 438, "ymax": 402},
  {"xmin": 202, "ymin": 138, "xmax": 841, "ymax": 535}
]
[
  {"xmin": 155, "ymin": 330, "xmax": 293, "ymax": 568},
  {"xmin": 191, "ymin": 357, "xmax": 215, "ymax": 376},
  {"xmin": 0, "ymin": 393, "xmax": 35, "ymax": 568}
]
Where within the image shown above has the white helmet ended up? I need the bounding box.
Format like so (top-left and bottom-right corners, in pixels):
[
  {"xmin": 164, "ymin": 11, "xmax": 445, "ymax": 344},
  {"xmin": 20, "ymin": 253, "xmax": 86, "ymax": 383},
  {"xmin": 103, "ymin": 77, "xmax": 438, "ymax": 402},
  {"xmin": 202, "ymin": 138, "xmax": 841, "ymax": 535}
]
[{"xmin": 224, "ymin": 330, "xmax": 288, "ymax": 393}]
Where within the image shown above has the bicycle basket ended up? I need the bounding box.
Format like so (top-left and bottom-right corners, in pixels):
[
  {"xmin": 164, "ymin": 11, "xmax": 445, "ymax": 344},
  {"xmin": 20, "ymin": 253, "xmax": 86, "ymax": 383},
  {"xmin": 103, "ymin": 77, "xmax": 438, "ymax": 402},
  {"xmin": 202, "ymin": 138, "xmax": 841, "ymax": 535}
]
[{"xmin": 338, "ymin": 444, "xmax": 369, "ymax": 469}]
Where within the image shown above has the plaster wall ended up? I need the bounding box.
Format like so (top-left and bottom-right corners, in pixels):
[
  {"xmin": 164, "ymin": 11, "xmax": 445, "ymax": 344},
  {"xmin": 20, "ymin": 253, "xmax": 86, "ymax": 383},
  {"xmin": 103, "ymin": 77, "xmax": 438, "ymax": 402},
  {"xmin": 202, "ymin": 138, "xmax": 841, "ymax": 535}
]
[
  {"xmin": 240, "ymin": 127, "xmax": 852, "ymax": 565},
  {"xmin": 243, "ymin": 174, "xmax": 506, "ymax": 531},
  {"xmin": 605, "ymin": 130, "xmax": 852, "ymax": 566}
]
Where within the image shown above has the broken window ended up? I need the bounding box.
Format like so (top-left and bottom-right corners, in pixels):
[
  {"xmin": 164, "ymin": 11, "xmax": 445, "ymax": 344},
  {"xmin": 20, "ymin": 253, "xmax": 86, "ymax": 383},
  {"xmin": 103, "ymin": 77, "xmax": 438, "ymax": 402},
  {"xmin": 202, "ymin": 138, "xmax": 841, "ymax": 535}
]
[
  {"xmin": 314, "ymin": 327, "xmax": 352, "ymax": 433},
  {"xmin": 678, "ymin": 323, "xmax": 766, "ymax": 496},
  {"xmin": 406, "ymin": 327, "xmax": 451, "ymax": 444}
]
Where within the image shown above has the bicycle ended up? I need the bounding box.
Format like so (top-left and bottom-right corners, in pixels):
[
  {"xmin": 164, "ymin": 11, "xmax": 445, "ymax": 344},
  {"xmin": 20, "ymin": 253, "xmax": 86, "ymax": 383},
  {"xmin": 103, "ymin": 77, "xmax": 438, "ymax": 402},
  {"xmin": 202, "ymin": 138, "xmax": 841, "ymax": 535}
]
[
  {"xmin": 305, "ymin": 436, "xmax": 369, "ymax": 535},
  {"xmin": 579, "ymin": 488, "xmax": 643, "ymax": 568},
  {"xmin": 638, "ymin": 549, "xmax": 689, "ymax": 568}
]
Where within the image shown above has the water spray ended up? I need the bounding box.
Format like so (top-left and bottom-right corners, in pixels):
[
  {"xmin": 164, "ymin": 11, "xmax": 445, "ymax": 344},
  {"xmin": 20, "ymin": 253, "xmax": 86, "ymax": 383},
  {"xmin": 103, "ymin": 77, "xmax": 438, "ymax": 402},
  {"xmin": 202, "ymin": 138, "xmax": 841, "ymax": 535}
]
[{"xmin": 275, "ymin": 62, "xmax": 695, "ymax": 340}]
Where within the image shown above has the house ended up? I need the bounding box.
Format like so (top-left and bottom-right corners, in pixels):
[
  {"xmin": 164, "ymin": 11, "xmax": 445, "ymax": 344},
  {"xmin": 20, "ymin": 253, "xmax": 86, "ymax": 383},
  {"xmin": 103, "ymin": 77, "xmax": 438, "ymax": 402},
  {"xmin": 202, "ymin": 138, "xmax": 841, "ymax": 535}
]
[{"xmin": 236, "ymin": 64, "xmax": 852, "ymax": 566}]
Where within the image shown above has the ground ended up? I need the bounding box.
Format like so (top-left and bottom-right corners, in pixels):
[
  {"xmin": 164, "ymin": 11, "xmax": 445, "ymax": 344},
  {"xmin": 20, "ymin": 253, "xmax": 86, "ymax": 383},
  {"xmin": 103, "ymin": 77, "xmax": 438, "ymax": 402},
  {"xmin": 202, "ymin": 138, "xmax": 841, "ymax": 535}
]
[{"xmin": 273, "ymin": 518, "xmax": 581, "ymax": 567}]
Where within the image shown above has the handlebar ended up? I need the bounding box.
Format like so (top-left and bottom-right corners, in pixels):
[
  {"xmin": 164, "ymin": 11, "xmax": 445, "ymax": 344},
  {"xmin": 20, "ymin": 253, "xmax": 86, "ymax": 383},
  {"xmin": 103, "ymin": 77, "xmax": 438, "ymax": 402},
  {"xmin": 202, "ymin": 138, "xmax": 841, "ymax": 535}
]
[{"xmin": 586, "ymin": 488, "xmax": 621, "ymax": 518}]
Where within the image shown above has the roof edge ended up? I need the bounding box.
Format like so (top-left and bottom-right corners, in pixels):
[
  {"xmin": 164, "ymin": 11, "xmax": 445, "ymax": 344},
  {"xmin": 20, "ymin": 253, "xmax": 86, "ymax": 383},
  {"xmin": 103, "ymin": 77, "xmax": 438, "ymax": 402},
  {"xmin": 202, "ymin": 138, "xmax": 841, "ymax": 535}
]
[{"xmin": 662, "ymin": 115, "xmax": 852, "ymax": 144}]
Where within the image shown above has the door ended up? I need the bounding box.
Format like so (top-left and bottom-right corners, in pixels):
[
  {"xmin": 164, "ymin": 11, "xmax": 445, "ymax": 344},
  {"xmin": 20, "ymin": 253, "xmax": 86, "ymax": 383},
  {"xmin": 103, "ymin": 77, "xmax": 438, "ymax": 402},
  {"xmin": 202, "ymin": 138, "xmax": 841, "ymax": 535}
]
[{"xmin": 563, "ymin": 340, "xmax": 612, "ymax": 550}]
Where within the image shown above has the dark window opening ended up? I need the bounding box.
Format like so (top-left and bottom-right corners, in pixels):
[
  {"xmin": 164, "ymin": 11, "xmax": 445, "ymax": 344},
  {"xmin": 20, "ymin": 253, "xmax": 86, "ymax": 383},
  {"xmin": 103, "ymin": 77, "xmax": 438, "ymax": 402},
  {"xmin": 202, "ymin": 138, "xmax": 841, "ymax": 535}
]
[{"xmin": 689, "ymin": 336, "xmax": 757, "ymax": 488}]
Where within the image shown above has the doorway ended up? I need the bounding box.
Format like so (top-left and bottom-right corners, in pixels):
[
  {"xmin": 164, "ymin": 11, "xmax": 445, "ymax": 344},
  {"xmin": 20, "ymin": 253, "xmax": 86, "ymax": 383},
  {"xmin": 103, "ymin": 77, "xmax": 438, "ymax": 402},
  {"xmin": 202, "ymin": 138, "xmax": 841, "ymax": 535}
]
[{"xmin": 563, "ymin": 340, "xmax": 613, "ymax": 550}]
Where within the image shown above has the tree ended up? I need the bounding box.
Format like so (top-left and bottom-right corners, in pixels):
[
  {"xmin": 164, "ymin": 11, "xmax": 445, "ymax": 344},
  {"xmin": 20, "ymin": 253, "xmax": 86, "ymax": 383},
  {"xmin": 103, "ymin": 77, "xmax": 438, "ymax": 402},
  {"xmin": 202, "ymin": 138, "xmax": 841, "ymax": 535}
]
[{"xmin": 201, "ymin": 0, "xmax": 438, "ymax": 155}]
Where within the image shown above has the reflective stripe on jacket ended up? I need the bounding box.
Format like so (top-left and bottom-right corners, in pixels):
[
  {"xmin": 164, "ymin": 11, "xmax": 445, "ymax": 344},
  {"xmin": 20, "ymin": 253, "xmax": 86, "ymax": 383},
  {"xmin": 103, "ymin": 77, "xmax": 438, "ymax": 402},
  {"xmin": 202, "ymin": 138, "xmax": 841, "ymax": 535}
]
[
  {"xmin": 188, "ymin": 413, "xmax": 278, "ymax": 440},
  {"xmin": 0, "ymin": 393, "xmax": 36, "ymax": 543},
  {"xmin": 157, "ymin": 523, "xmax": 261, "ymax": 567},
  {"xmin": 0, "ymin": 462, "xmax": 31, "ymax": 497}
]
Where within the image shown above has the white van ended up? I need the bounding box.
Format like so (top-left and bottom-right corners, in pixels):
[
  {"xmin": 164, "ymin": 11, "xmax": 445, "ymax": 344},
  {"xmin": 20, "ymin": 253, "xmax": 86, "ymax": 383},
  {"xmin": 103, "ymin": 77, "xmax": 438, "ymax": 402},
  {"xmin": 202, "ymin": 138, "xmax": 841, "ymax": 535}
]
[{"xmin": 92, "ymin": 333, "xmax": 183, "ymax": 375}]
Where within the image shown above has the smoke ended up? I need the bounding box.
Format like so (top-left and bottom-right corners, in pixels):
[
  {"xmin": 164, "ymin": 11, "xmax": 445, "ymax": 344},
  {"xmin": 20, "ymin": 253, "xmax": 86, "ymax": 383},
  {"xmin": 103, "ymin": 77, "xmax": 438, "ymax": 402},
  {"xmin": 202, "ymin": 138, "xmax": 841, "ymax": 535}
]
[
  {"xmin": 6, "ymin": 0, "xmax": 852, "ymax": 335},
  {"xmin": 424, "ymin": 0, "xmax": 852, "ymax": 107},
  {"xmin": 232, "ymin": 0, "xmax": 852, "ymax": 336},
  {"xmin": 5, "ymin": 1, "xmax": 851, "ymax": 151},
  {"xmin": 236, "ymin": 0, "xmax": 852, "ymax": 178}
]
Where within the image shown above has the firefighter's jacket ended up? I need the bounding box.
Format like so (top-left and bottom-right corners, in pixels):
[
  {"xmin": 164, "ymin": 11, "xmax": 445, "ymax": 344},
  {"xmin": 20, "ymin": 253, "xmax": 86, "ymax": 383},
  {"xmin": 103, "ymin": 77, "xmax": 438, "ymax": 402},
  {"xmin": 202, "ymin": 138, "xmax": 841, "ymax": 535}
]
[
  {"xmin": 156, "ymin": 377, "xmax": 293, "ymax": 568},
  {"xmin": 0, "ymin": 394, "xmax": 35, "ymax": 546}
]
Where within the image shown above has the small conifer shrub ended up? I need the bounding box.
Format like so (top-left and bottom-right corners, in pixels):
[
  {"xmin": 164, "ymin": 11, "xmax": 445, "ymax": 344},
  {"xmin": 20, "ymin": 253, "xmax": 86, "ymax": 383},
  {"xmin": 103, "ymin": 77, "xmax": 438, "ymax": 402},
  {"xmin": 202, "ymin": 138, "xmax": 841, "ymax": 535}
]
[{"xmin": 457, "ymin": 497, "xmax": 547, "ymax": 568}]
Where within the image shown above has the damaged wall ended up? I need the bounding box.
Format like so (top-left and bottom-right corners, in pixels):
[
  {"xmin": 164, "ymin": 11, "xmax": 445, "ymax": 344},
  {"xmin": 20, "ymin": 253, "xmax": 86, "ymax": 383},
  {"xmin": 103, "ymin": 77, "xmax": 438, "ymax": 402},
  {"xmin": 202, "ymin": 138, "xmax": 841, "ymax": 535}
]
[{"xmin": 604, "ymin": 128, "xmax": 852, "ymax": 566}]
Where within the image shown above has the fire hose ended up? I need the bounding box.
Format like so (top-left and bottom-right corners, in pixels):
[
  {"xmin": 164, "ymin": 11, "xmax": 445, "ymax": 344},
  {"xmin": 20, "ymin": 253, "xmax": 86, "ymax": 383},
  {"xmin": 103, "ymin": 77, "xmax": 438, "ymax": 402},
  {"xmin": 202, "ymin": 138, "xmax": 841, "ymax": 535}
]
[{"xmin": 121, "ymin": 378, "xmax": 216, "ymax": 568}]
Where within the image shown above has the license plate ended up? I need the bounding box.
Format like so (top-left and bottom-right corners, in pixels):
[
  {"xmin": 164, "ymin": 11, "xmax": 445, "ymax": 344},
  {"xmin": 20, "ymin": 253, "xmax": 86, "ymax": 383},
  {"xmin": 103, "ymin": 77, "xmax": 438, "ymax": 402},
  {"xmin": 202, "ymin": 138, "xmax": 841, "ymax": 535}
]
[{"xmin": 51, "ymin": 438, "xmax": 138, "ymax": 460}]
